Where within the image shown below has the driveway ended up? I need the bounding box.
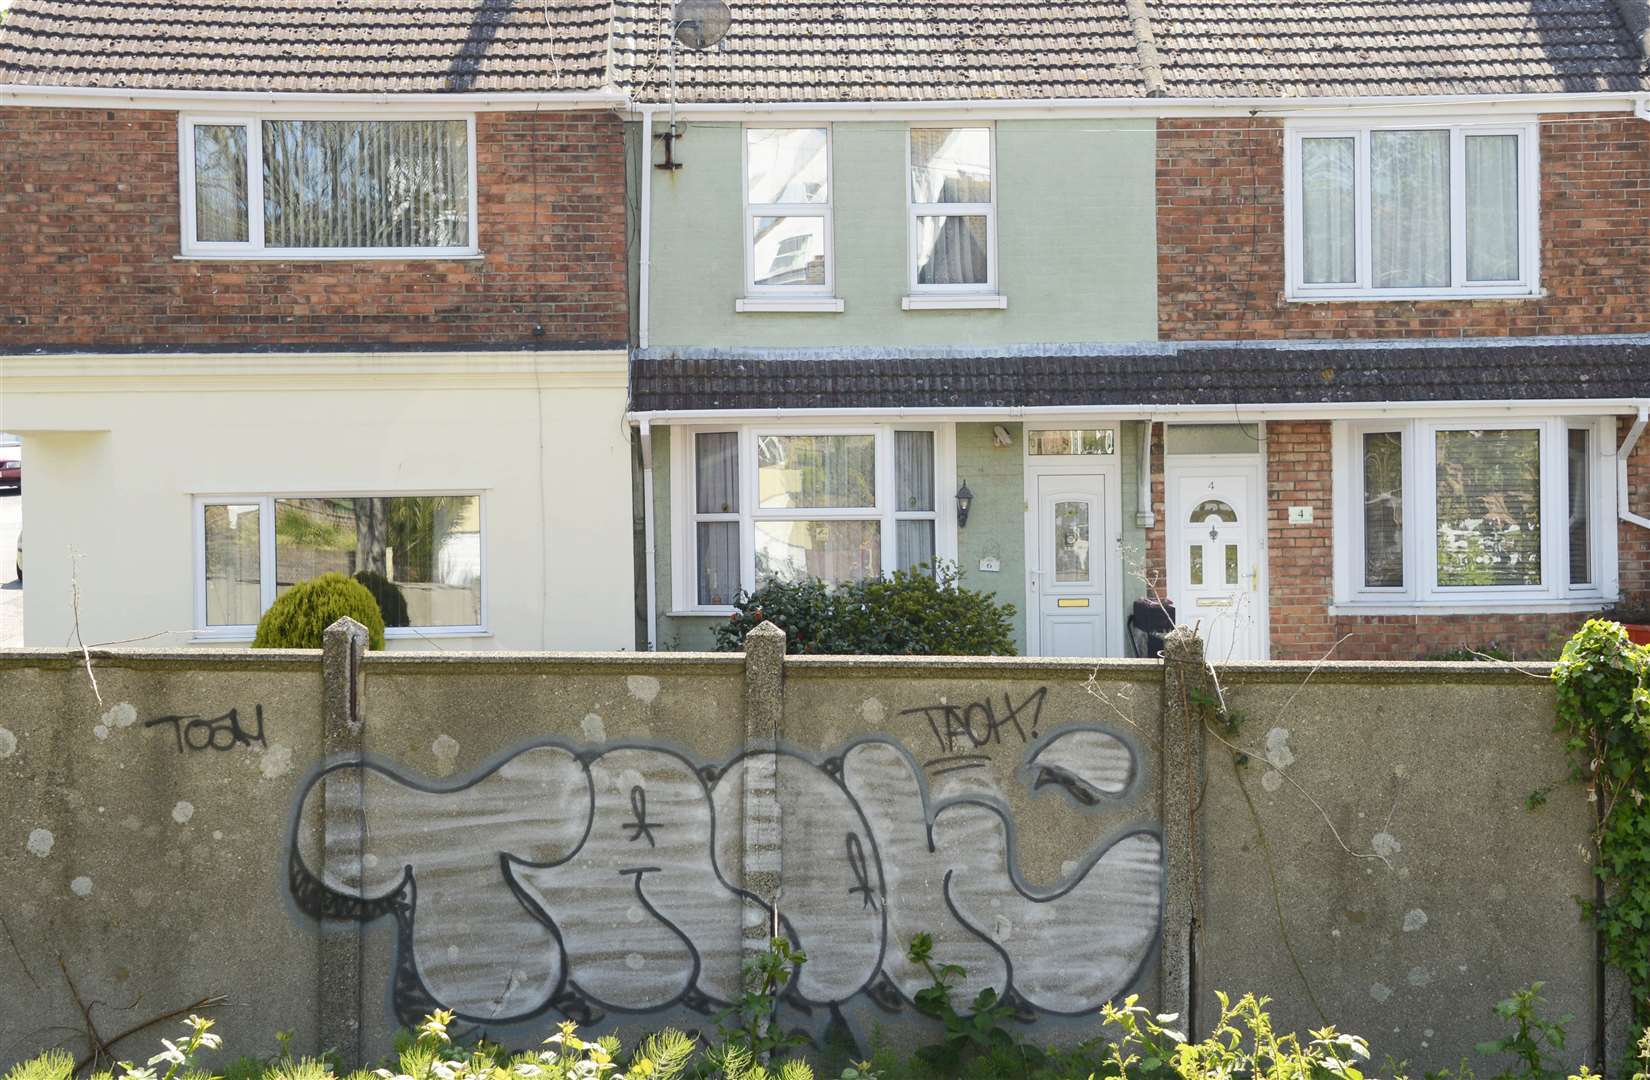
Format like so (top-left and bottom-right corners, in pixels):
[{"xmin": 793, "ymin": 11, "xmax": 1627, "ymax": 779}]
[{"xmin": 0, "ymin": 491, "xmax": 20, "ymax": 647}]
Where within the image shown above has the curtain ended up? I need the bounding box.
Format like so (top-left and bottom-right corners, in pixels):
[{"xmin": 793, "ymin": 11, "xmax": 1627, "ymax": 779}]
[
  {"xmin": 910, "ymin": 129, "xmax": 991, "ymax": 203},
  {"xmin": 895, "ymin": 431, "xmax": 934, "ymax": 511},
  {"xmin": 897, "ymin": 521, "xmax": 936, "ymax": 573},
  {"xmin": 1362, "ymin": 432, "xmax": 1404, "ymax": 587},
  {"xmin": 1372, "ymin": 130, "xmax": 1450, "ymax": 288},
  {"xmin": 194, "ymin": 125, "xmax": 249, "ymax": 243},
  {"xmin": 1434, "ymin": 429, "xmax": 1542, "ymax": 587},
  {"xmin": 915, "ymin": 215, "xmax": 988, "ymax": 285},
  {"xmin": 1301, "ymin": 137, "xmax": 1355, "ymax": 284},
  {"xmin": 1569, "ymin": 429, "xmax": 1591, "ymax": 586},
  {"xmin": 1466, "ymin": 134, "xmax": 1520, "ymax": 282},
  {"xmin": 695, "ymin": 433, "xmax": 741, "ymax": 606},
  {"xmin": 755, "ymin": 521, "xmax": 880, "ymax": 588},
  {"xmin": 262, "ymin": 120, "xmax": 469, "ymax": 248}
]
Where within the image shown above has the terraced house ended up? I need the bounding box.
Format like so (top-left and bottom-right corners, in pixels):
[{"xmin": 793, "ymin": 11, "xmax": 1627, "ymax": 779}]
[{"xmin": 3, "ymin": 1, "xmax": 1649, "ymax": 661}]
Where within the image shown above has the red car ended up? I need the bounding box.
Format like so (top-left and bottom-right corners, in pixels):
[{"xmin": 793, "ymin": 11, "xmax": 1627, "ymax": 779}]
[{"xmin": 0, "ymin": 448, "xmax": 18, "ymax": 493}]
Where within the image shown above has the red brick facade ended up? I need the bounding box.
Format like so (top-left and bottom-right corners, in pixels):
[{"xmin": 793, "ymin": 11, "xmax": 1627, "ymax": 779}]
[
  {"xmin": 1157, "ymin": 114, "xmax": 1650, "ymax": 340},
  {"xmin": 0, "ymin": 107, "xmax": 628, "ymax": 349}
]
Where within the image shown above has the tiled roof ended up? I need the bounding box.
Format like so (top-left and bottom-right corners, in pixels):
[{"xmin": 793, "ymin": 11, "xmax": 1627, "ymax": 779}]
[
  {"xmin": 630, "ymin": 340, "xmax": 1650, "ymax": 411},
  {"xmin": 0, "ymin": 0, "xmax": 1647, "ymax": 99},
  {"xmin": 0, "ymin": 0, "xmax": 615, "ymax": 92},
  {"xmin": 1149, "ymin": 1, "xmax": 1650, "ymax": 97},
  {"xmin": 613, "ymin": 1, "xmax": 1148, "ymax": 103}
]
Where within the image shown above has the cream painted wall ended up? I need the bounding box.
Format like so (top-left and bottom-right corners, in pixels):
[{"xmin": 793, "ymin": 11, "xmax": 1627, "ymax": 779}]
[
  {"xmin": 0, "ymin": 353, "xmax": 635, "ymax": 652},
  {"xmin": 644, "ymin": 119, "xmax": 1158, "ymax": 349}
]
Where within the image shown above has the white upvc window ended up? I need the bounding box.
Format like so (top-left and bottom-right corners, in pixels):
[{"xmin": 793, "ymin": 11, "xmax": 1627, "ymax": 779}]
[
  {"xmin": 904, "ymin": 126, "xmax": 1002, "ymax": 309},
  {"xmin": 740, "ymin": 127, "xmax": 835, "ymax": 305},
  {"xmin": 672, "ymin": 425, "xmax": 955, "ymax": 613},
  {"xmin": 1285, "ymin": 119, "xmax": 1539, "ymax": 301},
  {"xmin": 194, "ymin": 493, "xmax": 487, "ymax": 638},
  {"xmin": 179, "ymin": 114, "xmax": 479, "ymax": 259},
  {"xmin": 1333, "ymin": 417, "xmax": 1614, "ymax": 609}
]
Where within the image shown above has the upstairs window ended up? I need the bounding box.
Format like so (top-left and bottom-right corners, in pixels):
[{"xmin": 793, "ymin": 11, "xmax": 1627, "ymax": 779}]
[
  {"xmin": 1286, "ymin": 121, "xmax": 1537, "ymax": 300},
  {"xmin": 908, "ymin": 127, "xmax": 996, "ymax": 295},
  {"xmin": 743, "ymin": 127, "xmax": 832, "ymax": 296},
  {"xmin": 181, "ymin": 116, "xmax": 477, "ymax": 257}
]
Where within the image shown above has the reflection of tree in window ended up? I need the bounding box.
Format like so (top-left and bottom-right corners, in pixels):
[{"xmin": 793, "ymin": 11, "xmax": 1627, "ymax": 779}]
[
  {"xmin": 1362, "ymin": 432, "xmax": 1404, "ymax": 588},
  {"xmin": 1055, "ymin": 501, "xmax": 1090, "ymax": 582},
  {"xmin": 1435, "ymin": 429, "xmax": 1541, "ymax": 587}
]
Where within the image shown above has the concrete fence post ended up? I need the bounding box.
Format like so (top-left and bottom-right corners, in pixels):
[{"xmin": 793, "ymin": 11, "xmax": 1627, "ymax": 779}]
[
  {"xmin": 319, "ymin": 617, "xmax": 369, "ymax": 1064},
  {"xmin": 740, "ymin": 621, "xmax": 788, "ymax": 963},
  {"xmin": 1159, "ymin": 625, "xmax": 1210, "ymax": 1034}
]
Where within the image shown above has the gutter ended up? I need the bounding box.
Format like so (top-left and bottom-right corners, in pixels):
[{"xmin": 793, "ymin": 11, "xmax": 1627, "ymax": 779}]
[
  {"xmin": 639, "ymin": 417, "xmax": 660, "ymax": 651},
  {"xmin": 1620, "ymin": 404, "xmax": 1650, "ymax": 532}
]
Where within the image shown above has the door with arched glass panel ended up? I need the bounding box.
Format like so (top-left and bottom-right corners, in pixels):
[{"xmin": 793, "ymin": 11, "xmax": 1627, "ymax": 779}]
[{"xmin": 1168, "ymin": 466, "xmax": 1265, "ymax": 661}]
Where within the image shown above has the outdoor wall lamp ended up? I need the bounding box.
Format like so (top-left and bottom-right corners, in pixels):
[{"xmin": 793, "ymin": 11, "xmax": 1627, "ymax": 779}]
[{"xmin": 956, "ymin": 480, "xmax": 974, "ymax": 528}]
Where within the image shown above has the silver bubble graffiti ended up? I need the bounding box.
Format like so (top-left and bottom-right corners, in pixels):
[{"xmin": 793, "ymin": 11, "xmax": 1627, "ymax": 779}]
[{"xmin": 287, "ymin": 726, "xmax": 1163, "ymax": 1030}]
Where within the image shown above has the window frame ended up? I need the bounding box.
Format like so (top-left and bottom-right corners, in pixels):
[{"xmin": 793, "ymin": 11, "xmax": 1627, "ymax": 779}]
[
  {"xmin": 906, "ymin": 124, "xmax": 1000, "ymax": 298},
  {"xmin": 670, "ymin": 424, "xmax": 956, "ymax": 615},
  {"xmin": 1332, "ymin": 416, "xmax": 1614, "ymax": 610},
  {"xmin": 191, "ymin": 491, "xmax": 489, "ymax": 640},
  {"xmin": 178, "ymin": 113, "xmax": 481, "ymax": 260},
  {"xmin": 1284, "ymin": 118, "xmax": 1540, "ymax": 301},
  {"xmin": 741, "ymin": 125, "xmax": 835, "ymax": 299}
]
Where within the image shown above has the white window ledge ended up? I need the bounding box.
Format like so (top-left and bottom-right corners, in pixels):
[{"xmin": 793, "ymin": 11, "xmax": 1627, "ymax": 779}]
[
  {"xmin": 1329, "ymin": 598, "xmax": 1610, "ymax": 617},
  {"xmin": 902, "ymin": 294, "xmax": 1008, "ymax": 311},
  {"xmin": 668, "ymin": 608, "xmax": 738, "ymax": 618},
  {"xmin": 1287, "ymin": 286, "xmax": 1543, "ymax": 304},
  {"xmin": 735, "ymin": 297, "xmax": 845, "ymax": 313},
  {"xmin": 177, "ymin": 251, "xmax": 485, "ymax": 262}
]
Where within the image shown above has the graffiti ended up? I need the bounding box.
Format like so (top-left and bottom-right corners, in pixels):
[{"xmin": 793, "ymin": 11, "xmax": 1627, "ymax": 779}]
[
  {"xmin": 145, "ymin": 706, "xmax": 268, "ymax": 754},
  {"xmin": 287, "ymin": 720, "xmax": 1161, "ymax": 1034},
  {"xmin": 902, "ymin": 687, "xmax": 1048, "ymax": 757}
]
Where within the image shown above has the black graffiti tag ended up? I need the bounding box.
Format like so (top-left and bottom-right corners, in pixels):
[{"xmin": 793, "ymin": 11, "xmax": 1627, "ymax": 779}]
[
  {"xmin": 901, "ymin": 687, "xmax": 1048, "ymax": 759},
  {"xmin": 144, "ymin": 706, "xmax": 268, "ymax": 754}
]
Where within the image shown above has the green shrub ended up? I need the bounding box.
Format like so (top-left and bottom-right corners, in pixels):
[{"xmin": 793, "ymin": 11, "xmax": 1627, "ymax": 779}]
[
  {"xmin": 353, "ymin": 569, "xmax": 410, "ymax": 628},
  {"xmin": 1425, "ymin": 643, "xmax": 1513, "ymax": 662},
  {"xmin": 713, "ymin": 562, "xmax": 1017, "ymax": 656},
  {"xmin": 252, "ymin": 573, "xmax": 386, "ymax": 651}
]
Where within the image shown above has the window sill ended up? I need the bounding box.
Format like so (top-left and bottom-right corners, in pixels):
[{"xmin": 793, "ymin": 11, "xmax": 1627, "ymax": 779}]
[
  {"xmin": 668, "ymin": 608, "xmax": 737, "ymax": 618},
  {"xmin": 1286, "ymin": 286, "xmax": 1543, "ymax": 303},
  {"xmin": 176, "ymin": 251, "xmax": 485, "ymax": 262},
  {"xmin": 902, "ymin": 294, "xmax": 1008, "ymax": 311},
  {"xmin": 1329, "ymin": 597, "xmax": 1610, "ymax": 617},
  {"xmin": 735, "ymin": 297, "xmax": 845, "ymax": 313}
]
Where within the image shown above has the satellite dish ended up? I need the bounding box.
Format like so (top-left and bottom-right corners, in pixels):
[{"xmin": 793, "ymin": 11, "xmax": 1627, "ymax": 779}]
[{"xmin": 673, "ymin": 0, "xmax": 732, "ymax": 50}]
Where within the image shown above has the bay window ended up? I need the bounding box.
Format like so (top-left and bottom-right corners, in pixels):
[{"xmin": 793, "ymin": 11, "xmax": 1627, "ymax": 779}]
[
  {"xmin": 1337, "ymin": 418, "xmax": 1612, "ymax": 607},
  {"xmin": 180, "ymin": 115, "xmax": 477, "ymax": 257},
  {"xmin": 1287, "ymin": 120, "xmax": 1537, "ymax": 299},
  {"xmin": 197, "ymin": 494, "xmax": 484, "ymax": 635},
  {"xmin": 675, "ymin": 426, "xmax": 950, "ymax": 612}
]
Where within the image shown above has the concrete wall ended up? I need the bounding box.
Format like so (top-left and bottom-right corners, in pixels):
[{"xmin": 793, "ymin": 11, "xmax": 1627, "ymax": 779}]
[
  {"xmin": 644, "ymin": 119, "xmax": 1158, "ymax": 349},
  {"xmin": 0, "ymin": 352, "xmax": 636, "ymax": 652},
  {"xmin": 0, "ymin": 636, "xmax": 1616, "ymax": 1074}
]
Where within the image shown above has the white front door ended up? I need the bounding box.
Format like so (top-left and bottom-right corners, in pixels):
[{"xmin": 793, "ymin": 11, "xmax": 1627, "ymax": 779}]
[
  {"xmin": 1167, "ymin": 464, "xmax": 1265, "ymax": 662},
  {"xmin": 1032, "ymin": 472, "xmax": 1107, "ymax": 658}
]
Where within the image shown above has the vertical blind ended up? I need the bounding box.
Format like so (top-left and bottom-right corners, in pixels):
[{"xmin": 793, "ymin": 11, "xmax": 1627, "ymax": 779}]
[
  {"xmin": 261, "ymin": 120, "xmax": 470, "ymax": 249},
  {"xmin": 1568, "ymin": 429, "xmax": 1591, "ymax": 587},
  {"xmin": 1434, "ymin": 429, "xmax": 1542, "ymax": 587},
  {"xmin": 194, "ymin": 125, "xmax": 249, "ymax": 243}
]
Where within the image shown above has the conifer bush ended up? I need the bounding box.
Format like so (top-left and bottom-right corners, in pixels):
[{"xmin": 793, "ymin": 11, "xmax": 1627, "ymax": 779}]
[{"xmin": 252, "ymin": 572, "xmax": 386, "ymax": 650}]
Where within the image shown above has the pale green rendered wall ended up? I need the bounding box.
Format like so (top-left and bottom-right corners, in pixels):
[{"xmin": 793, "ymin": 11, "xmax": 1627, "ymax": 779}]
[
  {"xmin": 644, "ymin": 120, "xmax": 1157, "ymax": 348},
  {"xmin": 1166, "ymin": 423, "xmax": 1262, "ymax": 456}
]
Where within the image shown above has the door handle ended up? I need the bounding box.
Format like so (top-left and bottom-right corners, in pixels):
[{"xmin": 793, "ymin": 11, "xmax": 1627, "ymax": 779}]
[{"xmin": 1250, "ymin": 567, "xmax": 1260, "ymax": 591}]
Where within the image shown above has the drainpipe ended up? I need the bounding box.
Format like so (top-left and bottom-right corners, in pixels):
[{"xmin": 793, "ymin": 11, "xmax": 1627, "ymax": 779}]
[
  {"xmin": 640, "ymin": 418, "xmax": 660, "ymax": 650},
  {"xmin": 1136, "ymin": 419, "xmax": 1156, "ymax": 527},
  {"xmin": 1620, "ymin": 404, "xmax": 1650, "ymax": 532},
  {"xmin": 638, "ymin": 107, "xmax": 654, "ymax": 350}
]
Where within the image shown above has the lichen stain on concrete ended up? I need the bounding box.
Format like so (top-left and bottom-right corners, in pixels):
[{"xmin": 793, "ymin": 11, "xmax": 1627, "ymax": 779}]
[
  {"xmin": 581, "ymin": 713, "xmax": 607, "ymax": 742},
  {"xmin": 259, "ymin": 744, "xmax": 295, "ymax": 780},
  {"xmin": 1370, "ymin": 982, "xmax": 1393, "ymax": 1003},
  {"xmin": 1407, "ymin": 965, "xmax": 1432, "ymax": 987},
  {"xmin": 1263, "ymin": 727, "xmax": 1295, "ymax": 770},
  {"xmin": 96, "ymin": 702, "xmax": 138, "ymax": 739},
  {"xmin": 69, "ymin": 876, "xmax": 93, "ymax": 897},
  {"xmin": 1260, "ymin": 769, "xmax": 1284, "ymax": 792},
  {"xmin": 0, "ymin": 727, "xmax": 16, "ymax": 758},
  {"xmin": 626, "ymin": 675, "xmax": 661, "ymax": 705},
  {"xmin": 92, "ymin": 724, "xmax": 110, "ymax": 741},
  {"xmin": 25, "ymin": 828, "xmax": 53, "ymax": 857},
  {"xmin": 860, "ymin": 697, "xmax": 886, "ymax": 724},
  {"xmin": 1372, "ymin": 831, "xmax": 1402, "ymax": 858},
  {"xmin": 172, "ymin": 801, "xmax": 195, "ymax": 825},
  {"xmin": 1403, "ymin": 908, "xmax": 1428, "ymax": 932},
  {"xmin": 432, "ymin": 734, "xmax": 461, "ymax": 776}
]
